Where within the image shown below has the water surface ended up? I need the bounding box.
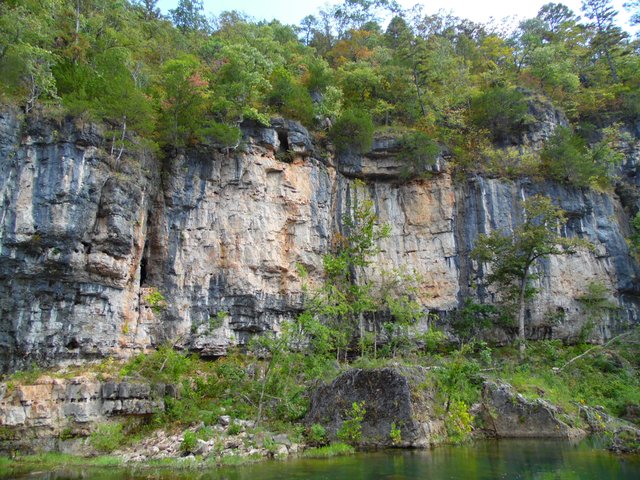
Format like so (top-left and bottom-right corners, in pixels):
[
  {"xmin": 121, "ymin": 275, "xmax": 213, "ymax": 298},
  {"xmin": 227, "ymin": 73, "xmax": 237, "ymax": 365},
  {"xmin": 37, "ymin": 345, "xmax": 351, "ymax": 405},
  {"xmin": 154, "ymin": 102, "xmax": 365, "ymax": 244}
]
[{"xmin": 9, "ymin": 439, "xmax": 640, "ymax": 479}]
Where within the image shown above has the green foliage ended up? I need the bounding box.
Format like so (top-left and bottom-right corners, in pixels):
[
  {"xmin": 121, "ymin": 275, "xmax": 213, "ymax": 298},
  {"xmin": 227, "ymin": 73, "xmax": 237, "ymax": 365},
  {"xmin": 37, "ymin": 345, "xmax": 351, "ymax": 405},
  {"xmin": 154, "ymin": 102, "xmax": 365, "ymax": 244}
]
[
  {"xmin": 119, "ymin": 345, "xmax": 194, "ymax": 383},
  {"xmin": 540, "ymin": 127, "xmax": 598, "ymax": 187},
  {"xmin": 209, "ymin": 310, "xmax": 228, "ymax": 331},
  {"xmin": 389, "ymin": 421, "xmax": 402, "ymax": 445},
  {"xmin": 395, "ymin": 130, "xmax": 440, "ymax": 178},
  {"xmin": 307, "ymin": 423, "xmax": 328, "ymax": 445},
  {"xmin": 268, "ymin": 67, "xmax": 314, "ymax": 124},
  {"xmin": 329, "ymin": 108, "xmax": 374, "ymax": 153},
  {"xmin": 451, "ymin": 300, "xmax": 506, "ymax": 344},
  {"xmin": 469, "ymin": 87, "xmax": 533, "ymax": 144},
  {"xmin": 337, "ymin": 401, "xmax": 366, "ymax": 445},
  {"xmin": 445, "ymin": 400, "xmax": 474, "ymax": 444},
  {"xmin": 435, "ymin": 352, "xmax": 482, "ymax": 410},
  {"xmin": 144, "ymin": 288, "xmax": 167, "ymax": 314},
  {"xmin": 540, "ymin": 126, "xmax": 623, "ymax": 189},
  {"xmin": 8, "ymin": 363, "xmax": 43, "ymax": 384},
  {"xmin": 302, "ymin": 442, "xmax": 355, "ymax": 458},
  {"xmin": 472, "ymin": 195, "xmax": 589, "ymax": 354},
  {"xmin": 180, "ymin": 431, "xmax": 197, "ymax": 454},
  {"xmin": 227, "ymin": 420, "xmax": 241, "ymax": 436},
  {"xmin": 630, "ymin": 212, "xmax": 640, "ymax": 253},
  {"xmin": 0, "ymin": 0, "xmax": 635, "ymax": 192},
  {"xmin": 89, "ymin": 423, "xmax": 125, "ymax": 453}
]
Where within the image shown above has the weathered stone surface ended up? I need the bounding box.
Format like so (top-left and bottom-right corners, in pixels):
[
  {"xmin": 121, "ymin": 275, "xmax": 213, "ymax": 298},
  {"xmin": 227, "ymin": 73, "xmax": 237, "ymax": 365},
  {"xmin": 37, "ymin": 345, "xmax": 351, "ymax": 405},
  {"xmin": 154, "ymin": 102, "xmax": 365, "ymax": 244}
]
[
  {"xmin": 479, "ymin": 381, "xmax": 585, "ymax": 439},
  {"xmin": 456, "ymin": 177, "xmax": 640, "ymax": 343},
  {"xmin": 305, "ymin": 368, "xmax": 445, "ymax": 447},
  {"xmin": 0, "ymin": 109, "xmax": 639, "ymax": 371},
  {"xmin": 0, "ymin": 111, "xmax": 159, "ymax": 372},
  {"xmin": 0, "ymin": 376, "xmax": 164, "ymax": 453}
]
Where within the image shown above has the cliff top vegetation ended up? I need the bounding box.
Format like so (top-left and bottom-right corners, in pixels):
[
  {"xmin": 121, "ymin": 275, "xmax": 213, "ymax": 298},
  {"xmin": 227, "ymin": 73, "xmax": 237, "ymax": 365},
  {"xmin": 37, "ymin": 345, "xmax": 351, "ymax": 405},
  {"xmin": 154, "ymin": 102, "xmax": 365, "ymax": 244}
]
[{"xmin": 0, "ymin": 0, "xmax": 638, "ymax": 187}]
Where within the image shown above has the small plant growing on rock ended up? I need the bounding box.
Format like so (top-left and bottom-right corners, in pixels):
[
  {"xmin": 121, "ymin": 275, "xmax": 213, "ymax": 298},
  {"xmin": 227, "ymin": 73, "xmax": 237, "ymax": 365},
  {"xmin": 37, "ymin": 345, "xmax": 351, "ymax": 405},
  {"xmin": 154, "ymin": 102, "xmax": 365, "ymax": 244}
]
[
  {"xmin": 180, "ymin": 430, "xmax": 198, "ymax": 454},
  {"xmin": 390, "ymin": 422, "xmax": 402, "ymax": 445},
  {"xmin": 337, "ymin": 401, "xmax": 366, "ymax": 445},
  {"xmin": 145, "ymin": 288, "xmax": 167, "ymax": 314},
  {"xmin": 227, "ymin": 420, "xmax": 242, "ymax": 436},
  {"xmin": 209, "ymin": 311, "xmax": 228, "ymax": 331}
]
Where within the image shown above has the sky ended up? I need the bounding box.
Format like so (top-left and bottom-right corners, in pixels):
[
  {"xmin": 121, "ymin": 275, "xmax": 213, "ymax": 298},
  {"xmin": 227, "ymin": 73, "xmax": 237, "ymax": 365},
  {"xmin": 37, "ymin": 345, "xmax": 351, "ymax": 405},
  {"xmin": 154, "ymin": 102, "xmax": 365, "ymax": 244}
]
[{"xmin": 156, "ymin": 0, "xmax": 637, "ymax": 32}]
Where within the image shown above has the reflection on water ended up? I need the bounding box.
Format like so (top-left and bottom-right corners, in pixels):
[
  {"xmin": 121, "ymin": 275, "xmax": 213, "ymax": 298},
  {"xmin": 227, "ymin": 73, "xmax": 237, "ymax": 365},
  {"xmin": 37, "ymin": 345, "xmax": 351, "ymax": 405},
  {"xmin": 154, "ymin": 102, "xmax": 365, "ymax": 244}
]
[{"xmin": 10, "ymin": 439, "xmax": 640, "ymax": 480}]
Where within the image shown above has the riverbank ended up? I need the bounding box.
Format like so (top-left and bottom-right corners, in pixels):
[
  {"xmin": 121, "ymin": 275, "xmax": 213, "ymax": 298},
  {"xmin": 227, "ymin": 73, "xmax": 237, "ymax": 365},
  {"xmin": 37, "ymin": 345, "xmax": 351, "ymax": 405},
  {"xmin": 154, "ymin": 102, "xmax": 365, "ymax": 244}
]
[{"xmin": 1, "ymin": 335, "xmax": 639, "ymax": 465}]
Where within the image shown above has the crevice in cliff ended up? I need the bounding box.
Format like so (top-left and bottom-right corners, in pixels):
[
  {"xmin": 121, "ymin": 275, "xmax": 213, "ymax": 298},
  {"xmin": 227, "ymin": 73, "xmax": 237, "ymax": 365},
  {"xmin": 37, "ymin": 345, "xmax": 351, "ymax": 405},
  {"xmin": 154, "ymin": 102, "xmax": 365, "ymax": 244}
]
[
  {"xmin": 277, "ymin": 130, "xmax": 289, "ymax": 152},
  {"xmin": 139, "ymin": 240, "xmax": 148, "ymax": 286}
]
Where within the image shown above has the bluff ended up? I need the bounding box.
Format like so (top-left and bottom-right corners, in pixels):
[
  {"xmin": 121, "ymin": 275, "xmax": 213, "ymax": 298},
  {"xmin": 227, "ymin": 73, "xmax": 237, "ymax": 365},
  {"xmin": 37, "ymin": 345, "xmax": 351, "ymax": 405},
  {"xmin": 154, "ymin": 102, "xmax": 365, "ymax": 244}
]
[{"xmin": 1, "ymin": 107, "xmax": 639, "ymax": 372}]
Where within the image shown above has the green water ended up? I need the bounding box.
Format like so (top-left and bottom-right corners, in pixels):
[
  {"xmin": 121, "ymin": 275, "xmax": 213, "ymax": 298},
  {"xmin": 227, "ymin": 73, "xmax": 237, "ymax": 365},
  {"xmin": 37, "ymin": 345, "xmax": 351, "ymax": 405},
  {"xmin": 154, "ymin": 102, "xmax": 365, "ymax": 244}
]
[{"xmin": 9, "ymin": 440, "xmax": 640, "ymax": 479}]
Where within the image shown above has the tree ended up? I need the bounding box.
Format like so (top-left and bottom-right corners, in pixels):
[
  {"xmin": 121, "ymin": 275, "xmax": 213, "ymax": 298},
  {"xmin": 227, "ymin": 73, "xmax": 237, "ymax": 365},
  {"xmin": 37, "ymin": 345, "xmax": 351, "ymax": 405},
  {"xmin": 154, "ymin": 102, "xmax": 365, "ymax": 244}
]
[
  {"xmin": 156, "ymin": 55, "xmax": 210, "ymax": 147},
  {"xmin": 624, "ymin": 1, "xmax": 640, "ymax": 26},
  {"xmin": 329, "ymin": 108, "xmax": 374, "ymax": 153},
  {"xmin": 581, "ymin": 0, "xmax": 625, "ymax": 82},
  {"xmin": 170, "ymin": 0, "xmax": 208, "ymax": 33},
  {"xmin": 537, "ymin": 3, "xmax": 581, "ymax": 40},
  {"xmin": 134, "ymin": 0, "xmax": 161, "ymax": 20},
  {"xmin": 299, "ymin": 15, "xmax": 317, "ymax": 45},
  {"xmin": 302, "ymin": 181, "xmax": 423, "ymax": 360},
  {"xmin": 472, "ymin": 195, "xmax": 587, "ymax": 357}
]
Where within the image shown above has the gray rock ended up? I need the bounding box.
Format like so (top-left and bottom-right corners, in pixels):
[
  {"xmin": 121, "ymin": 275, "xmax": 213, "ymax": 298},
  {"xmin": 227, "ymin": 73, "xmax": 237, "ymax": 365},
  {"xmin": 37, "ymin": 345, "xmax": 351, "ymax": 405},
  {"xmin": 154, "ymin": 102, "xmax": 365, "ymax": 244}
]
[
  {"xmin": 272, "ymin": 433, "xmax": 290, "ymax": 446},
  {"xmin": 479, "ymin": 381, "xmax": 585, "ymax": 439},
  {"xmin": 306, "ymin": 367, "xmax": 443, "ymax": 447},
  {"xmin": 0, "ymin": 108, "xmax": 638, "ymax": 373}
]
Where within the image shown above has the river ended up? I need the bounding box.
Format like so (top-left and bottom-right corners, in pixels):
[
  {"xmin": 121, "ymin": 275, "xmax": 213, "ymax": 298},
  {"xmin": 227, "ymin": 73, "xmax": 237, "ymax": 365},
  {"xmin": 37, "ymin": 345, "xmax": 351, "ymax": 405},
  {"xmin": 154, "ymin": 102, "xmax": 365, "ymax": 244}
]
[{"xmin": 8, "ymin": 439, "xmax": 640, "ymax": 479}]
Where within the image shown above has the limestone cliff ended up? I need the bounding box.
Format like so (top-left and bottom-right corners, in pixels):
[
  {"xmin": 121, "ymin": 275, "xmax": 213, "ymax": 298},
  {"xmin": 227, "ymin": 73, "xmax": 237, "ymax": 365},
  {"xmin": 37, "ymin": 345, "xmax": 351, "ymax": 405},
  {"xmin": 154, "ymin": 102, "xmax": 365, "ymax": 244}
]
[{"xmin": 1, "ymin": 108, "xmax": 639, "ymax": 372}]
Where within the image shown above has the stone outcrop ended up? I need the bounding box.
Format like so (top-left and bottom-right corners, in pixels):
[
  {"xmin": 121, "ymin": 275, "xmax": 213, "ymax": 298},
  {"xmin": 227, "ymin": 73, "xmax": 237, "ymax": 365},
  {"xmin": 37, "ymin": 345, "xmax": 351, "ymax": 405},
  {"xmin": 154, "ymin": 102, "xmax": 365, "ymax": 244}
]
[
  {"xmin": 1, "ymin": 106, "xmax": 639, "ymax": 371},
  {"xmin": 305, "ymin": 367, "xmax": 445, "ymax": 447},
  {"xmin": 478, "ymin": 381, "xmax": 585, "ymax": 439},
  {"xmin": 0, "ymin": 376, "xmax": 166, "ymax": 453}
]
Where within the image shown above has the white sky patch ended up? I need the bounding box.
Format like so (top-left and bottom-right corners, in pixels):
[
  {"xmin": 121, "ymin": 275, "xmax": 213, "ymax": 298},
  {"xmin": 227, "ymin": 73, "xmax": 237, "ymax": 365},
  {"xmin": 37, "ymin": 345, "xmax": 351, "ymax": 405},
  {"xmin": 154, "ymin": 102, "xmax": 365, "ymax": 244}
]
[{"xmin": 156, "ymin": 0, "xmax": 637, "ymax": 33}]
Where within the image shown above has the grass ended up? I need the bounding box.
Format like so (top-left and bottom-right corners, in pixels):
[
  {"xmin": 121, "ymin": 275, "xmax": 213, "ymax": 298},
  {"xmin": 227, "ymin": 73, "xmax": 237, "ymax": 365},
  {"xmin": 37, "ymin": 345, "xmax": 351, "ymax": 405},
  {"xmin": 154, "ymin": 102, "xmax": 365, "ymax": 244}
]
[
  {"xmin": 302, "ymin": 443, "xmax": 355, "ymax": 458},
  {"xmin": 0, "ymin": 453, "xmax": 123, "ymax": 477}
]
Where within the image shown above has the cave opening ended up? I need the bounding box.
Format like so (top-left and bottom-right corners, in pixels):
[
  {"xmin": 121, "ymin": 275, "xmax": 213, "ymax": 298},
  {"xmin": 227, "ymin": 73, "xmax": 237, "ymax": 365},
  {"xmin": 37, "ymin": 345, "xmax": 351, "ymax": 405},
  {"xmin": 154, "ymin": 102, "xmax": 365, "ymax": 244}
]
[{"xmin": 277, "ymin": 131, "xmax": 289, "ymax": 152}]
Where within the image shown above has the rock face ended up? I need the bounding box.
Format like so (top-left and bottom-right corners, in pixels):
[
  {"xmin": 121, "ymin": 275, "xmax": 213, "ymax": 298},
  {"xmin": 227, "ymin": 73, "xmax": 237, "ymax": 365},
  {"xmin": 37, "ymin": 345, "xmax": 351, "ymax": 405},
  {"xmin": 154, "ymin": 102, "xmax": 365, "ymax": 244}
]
[
  {"xmin": 0, "ymin": 376, "xmax": 165, "ymax": 453},
  {"xmin": 478, "ymin": 381, "xmax": 585, "ymax": 439},
  {"xmin": 1, "ymin": 107, "xmax": 639, "ymax": 371},
  {"xmin": 0, "ymin": 109, "xmax": 159, "ymax": 371},
  {"xmin": 305, "ymin": 368, "xmax": 445, "ymax": 447}
]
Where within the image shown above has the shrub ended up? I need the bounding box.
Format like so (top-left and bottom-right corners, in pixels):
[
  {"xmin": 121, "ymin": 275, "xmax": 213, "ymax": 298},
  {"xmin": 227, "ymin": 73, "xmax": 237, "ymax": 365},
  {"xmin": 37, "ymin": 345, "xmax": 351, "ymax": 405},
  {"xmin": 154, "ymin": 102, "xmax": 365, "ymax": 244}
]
[
  {"xmin": 390, "ymin": 422, "xmax": 402, "ymax": 445},
  {"xmin": 180, "ymin": 431, "xmax": 198, "ymax": 454},
  {"xmin": 337, "ymin": 401, "xmax": 366, "ymax": 445},
  {"xmin": 145, "ymin": 288, "xmax": 167, "ymax": 314},
  {"xmin": 89, "ymin": 423, "xmax": 125, "ymax": 453},
  {"xmin": 268, "ymin": 67, "xmax": 314, "ymax": 125},
  {"xmin": 329, "ymin": 108, "xmax": 374, "ymax": 153},
  {"xmin": 227, "ymin": 420, "xmax": 242, "ymax": 435},
  {"xmin": 445, "ymin": 400, "xmax": 474, "ymax": 444},
  {"xmin": 469, "ymin": 86, "xmax": 532, "ymax": 144},
  {"xmin": 540, "ymin": 127, "xmax": 596, "ymax": 187},
  {"xmin": 396, "ymin": 131, "xmax": 440, "ymax": 178},
  {"xmin": 205, "ymin": 122, "xmax": 241, "ymax": 149},
  {"xmin": 307, "ymin": 423, "xmax": 327, "ymax": 445}
]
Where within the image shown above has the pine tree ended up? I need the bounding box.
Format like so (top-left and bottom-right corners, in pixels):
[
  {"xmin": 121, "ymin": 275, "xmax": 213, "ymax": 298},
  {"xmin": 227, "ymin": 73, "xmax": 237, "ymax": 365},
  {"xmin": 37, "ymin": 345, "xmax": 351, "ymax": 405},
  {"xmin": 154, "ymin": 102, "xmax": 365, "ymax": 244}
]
[{"xmin": 581, "ymin": 0, "xmax": 625, "ymax": 82}]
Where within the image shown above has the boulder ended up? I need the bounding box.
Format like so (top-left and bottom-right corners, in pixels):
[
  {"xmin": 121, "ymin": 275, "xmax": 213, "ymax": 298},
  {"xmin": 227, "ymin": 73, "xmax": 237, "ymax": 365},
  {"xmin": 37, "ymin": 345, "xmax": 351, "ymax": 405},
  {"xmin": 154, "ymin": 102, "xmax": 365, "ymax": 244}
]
[
  {"xmin": 479, "ymin": 381, "xmax": 585, "ymax": 439},
  {"xmin": 305, "ymin": 367, "xmax": 445, "ymax": 447}
]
